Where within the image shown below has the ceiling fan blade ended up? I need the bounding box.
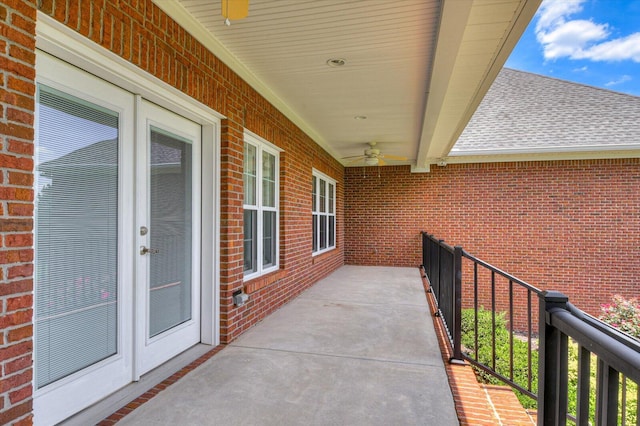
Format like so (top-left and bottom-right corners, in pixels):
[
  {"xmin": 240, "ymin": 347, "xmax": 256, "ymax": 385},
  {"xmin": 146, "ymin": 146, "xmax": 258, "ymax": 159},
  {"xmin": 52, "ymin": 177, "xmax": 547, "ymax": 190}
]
[
  {"xmin": 377, "ymin": 158, "xmax": 387, "ymax": 166},
  {"xmin": 346, "ymin": 157, "xmax": 365, "ymax": 165},
  {"xmin": 341, "ymin": 155, "xmax": 366, "ymax": 159},
  {"xmin": 379, "ymin": 154, "xmax": 408, "ymax": 161}
]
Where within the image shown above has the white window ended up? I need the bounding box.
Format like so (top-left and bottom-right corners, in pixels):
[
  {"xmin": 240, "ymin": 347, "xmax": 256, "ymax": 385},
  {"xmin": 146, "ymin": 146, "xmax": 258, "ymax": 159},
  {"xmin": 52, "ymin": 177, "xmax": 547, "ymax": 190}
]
[
  {"xmin": 312, "ymin": 170, "xmax": 336, "ymax": 254},
  {"xmin": 243, "ymin": 132, "xmax": 280, "ymax": 278}
]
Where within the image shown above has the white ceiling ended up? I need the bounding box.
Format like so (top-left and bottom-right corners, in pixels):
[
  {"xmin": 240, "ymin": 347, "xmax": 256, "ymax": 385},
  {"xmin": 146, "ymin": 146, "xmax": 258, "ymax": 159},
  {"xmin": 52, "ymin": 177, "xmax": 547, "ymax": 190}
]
[{"xmin": 154, "ymin": 0, "xmax": 540, "ymax": 169}]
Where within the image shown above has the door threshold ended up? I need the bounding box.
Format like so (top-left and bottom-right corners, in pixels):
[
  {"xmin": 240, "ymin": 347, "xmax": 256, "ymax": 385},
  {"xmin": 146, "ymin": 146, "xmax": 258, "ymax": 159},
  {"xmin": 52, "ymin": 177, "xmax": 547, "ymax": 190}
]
[{"xmin": 60, "ymin": 344, "xmax": 216, "ymax": 426}]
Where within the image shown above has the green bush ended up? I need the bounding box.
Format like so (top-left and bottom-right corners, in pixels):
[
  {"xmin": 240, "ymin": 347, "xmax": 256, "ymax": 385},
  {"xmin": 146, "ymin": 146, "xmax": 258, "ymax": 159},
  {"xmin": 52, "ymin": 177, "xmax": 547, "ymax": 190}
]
[
  {"xmin": 460, "ymin": 308, "xmax": 538, "ymax": 409},
  {"xmin": 461, "ymin": 307, "xmax": 638, "ymax": 424},
  {"xmin": 566, "ymin": 339, "xmax": 638, "ymax": 425}
]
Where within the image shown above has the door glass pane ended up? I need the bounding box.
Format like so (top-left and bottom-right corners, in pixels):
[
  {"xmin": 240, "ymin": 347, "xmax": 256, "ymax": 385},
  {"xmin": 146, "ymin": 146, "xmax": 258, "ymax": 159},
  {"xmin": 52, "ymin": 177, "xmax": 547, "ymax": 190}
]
[
  {"xmin": 262, "ymin": 151, "xmax": 276, "ymax": 207},
  {"xmin": 243, "ymin": 209, "xmax": 257, "ymax": 273},
  {"xmin": 148, "ymin": 127, "xmax": 192, "ymax": 338},
  {"xmin": 243, "ymin": 143, "xmax": 256, "ymax": 206},
  {"xmin": 35, "ymin": 85, "xmax": 119, "ymax": 388}
]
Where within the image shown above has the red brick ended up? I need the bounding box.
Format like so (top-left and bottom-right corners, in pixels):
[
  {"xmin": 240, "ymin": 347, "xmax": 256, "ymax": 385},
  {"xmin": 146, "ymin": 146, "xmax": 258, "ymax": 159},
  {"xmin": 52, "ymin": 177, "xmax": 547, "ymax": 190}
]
[
  {"xmin": 7, "ymin": 264, "xmax": 33, "ymax": 279},
  {"xmin": 8, "ymin": 139, "xmax": 34, "ymax": 156},
  {"xmin": 0, "ymin": 341, "xmax": 32, "ymax": 363},
  {"xmin": 0, "ymin": 400, "xmax": 32, "ymax": 426},
  {"xmin": 0, "ymin": 218, "xmax": 32, "ymax": 232},
  {"xmin": 8, "ymin": 384, "xmax": 31, "ymax": 404},
  {"xmin": 7, "ymin": 172, "xmax": 33, "ymax": 186},
  {"xmin": 7, "ymin": 75, "xmax": 35, "ymax": 96},
  {"xmin": 0, "ymin": 369, "xmax": 32, "ymax": 393},
  {"xmin": 0, "ymin": 310, "xmax": 32, "ymax": 329},
  {"xmin": 4, "ymin": 354, "xmax": 32, "ymax": 375},
  {"xmin": 4, "ymin": 234, "xmax": 33, "ymax": 248},
  {"xmin": 6, "ymin": 295, "xmax": 33, "ymax": 312},
  {"xmin": 7, "ymin": 203, "xmax": 33, "ymax": 216}
]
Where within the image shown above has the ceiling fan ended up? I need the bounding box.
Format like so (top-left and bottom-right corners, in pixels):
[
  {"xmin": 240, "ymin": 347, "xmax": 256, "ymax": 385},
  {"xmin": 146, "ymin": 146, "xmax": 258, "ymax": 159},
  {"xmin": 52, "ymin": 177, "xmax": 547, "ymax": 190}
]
[{"xmin": 343, "ymin": 142, "xmax": 408, "ymax": 166}]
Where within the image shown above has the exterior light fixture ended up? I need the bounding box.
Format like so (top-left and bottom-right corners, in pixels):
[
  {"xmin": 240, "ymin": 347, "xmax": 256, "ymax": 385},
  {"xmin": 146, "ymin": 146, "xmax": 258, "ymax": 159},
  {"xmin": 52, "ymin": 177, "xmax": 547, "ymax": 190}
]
[{"xmin": 222, "ymin": 0, "xmax": 249, "ymax": 26}]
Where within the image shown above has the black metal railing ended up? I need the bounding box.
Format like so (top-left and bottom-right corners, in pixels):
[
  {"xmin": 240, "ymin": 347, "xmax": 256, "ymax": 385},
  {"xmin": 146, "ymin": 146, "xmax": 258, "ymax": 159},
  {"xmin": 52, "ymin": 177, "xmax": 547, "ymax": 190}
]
[
  {"xmin": 539, "ymin": 291, "xmax": 640, "ymax": 425},
  {"xmin": 421, "ymin": 233, "xmax": 463, "ymax": 360},
  {"xmin": 422, "ymin": 232, "xmax": 540, "ymax": 398},
  {"xmin": 421, "ymin": 231, "xmax": 640, "ymax": 425}
]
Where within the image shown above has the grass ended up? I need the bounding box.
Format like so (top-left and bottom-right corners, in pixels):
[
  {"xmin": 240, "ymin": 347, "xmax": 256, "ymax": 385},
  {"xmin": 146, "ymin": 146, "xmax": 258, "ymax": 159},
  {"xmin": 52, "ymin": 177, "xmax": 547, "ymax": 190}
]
[{"xmin": 460, "ymin": 308, "xmax": 538, "ymax": 409}]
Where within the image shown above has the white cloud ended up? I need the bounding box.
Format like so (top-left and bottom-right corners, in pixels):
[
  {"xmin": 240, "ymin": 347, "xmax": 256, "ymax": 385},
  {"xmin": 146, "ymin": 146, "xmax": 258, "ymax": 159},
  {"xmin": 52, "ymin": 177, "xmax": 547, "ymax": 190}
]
[
  {"xmin": 605, "ymin": 75, "xmax": 632, "ymax": 87},
  {"xmin": 536, "ymin": 0, "xmax": 584, "ymax": 32},
  {"xmin": 537, "ymin": 19, "xmax": 609, "ymax": 59},
  {"xmin": 534, "ymin": 0, "xmax": 640, "ymax": 63},
  {"xmin": 572, "ymin": 66, "xmax": 588, "ymax": 72},
  {"xmin": 577, "ymin": 33, "xmax": 640, "ymax": 62}
]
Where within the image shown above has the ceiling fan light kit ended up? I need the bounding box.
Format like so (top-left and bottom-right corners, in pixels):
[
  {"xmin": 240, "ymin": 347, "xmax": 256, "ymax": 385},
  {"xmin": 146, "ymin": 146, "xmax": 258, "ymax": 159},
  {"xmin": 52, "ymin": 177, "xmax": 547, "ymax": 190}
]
[{"xmin": 364, "ymin": 157, "xmax": 379, "ymax": 166}]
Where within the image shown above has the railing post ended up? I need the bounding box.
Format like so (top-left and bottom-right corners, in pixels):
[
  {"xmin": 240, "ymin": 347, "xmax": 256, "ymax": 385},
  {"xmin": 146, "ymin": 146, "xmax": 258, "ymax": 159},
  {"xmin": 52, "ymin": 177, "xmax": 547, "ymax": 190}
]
[
  {"xmin": 421, "ymin": 232, "xmax": 427, "ymax": 274},
  {"xmin": 538, "ymin": 291, "xmax": 569, "ymax": 426},
  {"xmin": 451, "ymin": 246, "xmax": 464, "ymax": 362}
]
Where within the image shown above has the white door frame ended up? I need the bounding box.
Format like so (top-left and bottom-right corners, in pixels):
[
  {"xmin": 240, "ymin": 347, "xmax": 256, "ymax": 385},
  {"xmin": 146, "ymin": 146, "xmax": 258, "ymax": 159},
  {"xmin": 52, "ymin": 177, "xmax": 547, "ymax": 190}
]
[{"xmin": 34, "ymin": 14, "xmax": 222, "ymax": 424}]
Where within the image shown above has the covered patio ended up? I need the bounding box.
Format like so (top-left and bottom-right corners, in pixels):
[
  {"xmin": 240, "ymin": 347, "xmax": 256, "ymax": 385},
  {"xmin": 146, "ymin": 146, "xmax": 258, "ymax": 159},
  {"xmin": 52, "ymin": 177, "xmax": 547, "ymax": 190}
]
[{"xmin": 93, "ymin": 266, "xmax": 460, "ymax": 425}]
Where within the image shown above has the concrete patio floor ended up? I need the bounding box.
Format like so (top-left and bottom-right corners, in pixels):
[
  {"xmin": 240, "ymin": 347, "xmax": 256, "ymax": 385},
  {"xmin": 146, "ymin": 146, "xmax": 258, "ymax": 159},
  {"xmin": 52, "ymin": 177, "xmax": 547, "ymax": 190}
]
[{"xmin": 116, "ymin": 265, "xmax": 459, "ymax": 425}]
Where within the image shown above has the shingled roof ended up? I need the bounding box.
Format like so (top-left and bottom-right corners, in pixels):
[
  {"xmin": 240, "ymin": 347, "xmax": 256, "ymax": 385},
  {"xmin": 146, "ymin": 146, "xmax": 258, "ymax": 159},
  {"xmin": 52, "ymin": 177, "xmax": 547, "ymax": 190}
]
[{"xmin": 451, "ymin": 68, "xmax": 640, "ymax": 156}]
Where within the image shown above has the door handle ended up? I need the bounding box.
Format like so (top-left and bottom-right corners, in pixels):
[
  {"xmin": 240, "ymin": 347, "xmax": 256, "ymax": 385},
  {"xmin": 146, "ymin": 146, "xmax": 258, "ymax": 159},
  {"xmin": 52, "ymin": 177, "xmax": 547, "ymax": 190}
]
[{"xmin": 140, "ymin": 246, "xmax": 160, "ymax": 255}]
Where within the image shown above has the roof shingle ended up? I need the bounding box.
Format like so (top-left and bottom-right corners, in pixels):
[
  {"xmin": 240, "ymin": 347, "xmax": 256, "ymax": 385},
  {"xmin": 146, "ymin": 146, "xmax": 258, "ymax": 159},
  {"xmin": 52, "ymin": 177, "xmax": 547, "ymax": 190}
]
[{"xmin": 452, "ymin": 68, "xmax": 640, "ymax": 155}]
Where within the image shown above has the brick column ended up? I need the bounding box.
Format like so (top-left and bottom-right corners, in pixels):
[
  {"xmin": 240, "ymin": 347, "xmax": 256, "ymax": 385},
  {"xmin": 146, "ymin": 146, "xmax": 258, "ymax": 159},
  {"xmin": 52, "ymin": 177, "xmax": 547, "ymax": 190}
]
[
  {"xmin": 0, "ymin": 1, "xmax": 37, "ymax": 425},
  {"xmin": 219, "ymin": 118, "xmax": 245, "ymax": 343}
]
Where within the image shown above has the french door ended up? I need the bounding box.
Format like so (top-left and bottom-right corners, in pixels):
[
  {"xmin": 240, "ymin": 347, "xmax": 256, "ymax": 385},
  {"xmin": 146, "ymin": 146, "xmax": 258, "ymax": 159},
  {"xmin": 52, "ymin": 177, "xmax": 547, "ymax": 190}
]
[
  {"xmin": 34, "ymin": 53, "xmax": 202, "ymax": 425},
  {"xmin": 135, "ymin": 99, "xmax": 201, "ymax": 376}
]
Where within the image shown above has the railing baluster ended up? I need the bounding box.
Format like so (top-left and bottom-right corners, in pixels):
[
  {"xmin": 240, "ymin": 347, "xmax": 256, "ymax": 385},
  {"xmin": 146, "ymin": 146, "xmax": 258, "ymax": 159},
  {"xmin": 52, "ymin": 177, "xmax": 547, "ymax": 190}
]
[
  {"xmin": 596, "ymin": 360, "xmax": 619, "ymax": 426},
  {"xmin": 636, "ymin": 382, "xmax": 639, "ymax": 426},
  {"xmin": 621, "ymin": 376, "xmax": 626, "ymax": 426},
  {"xmin": 509, "ymin": 279, "xmax": 514, "ymax": 381},
  {"xmin": 474, "ymin": 262, "xmax": 478, "ymax": 362},
  {"xmin": 576, "ymin": 344, "xmax": 591, "ymax": 425},
  {"xmin": 527, "ymin": 289, "xmax": 533, "ymax": 393},
  {"xmin": 491, "ymin": 270, "xmax": 496, "ymax": 372}
]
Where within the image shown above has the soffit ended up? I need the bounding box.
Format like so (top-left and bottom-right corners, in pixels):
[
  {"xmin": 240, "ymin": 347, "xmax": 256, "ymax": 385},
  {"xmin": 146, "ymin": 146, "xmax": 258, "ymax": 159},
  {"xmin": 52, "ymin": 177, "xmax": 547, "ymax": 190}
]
[
  {"xmin": 416, "ymin": 0, "xmax": 542, "ymax": 168},
  {"xmin": 155, "ymin": 0, "xmax": 539, "ymax": 169}
]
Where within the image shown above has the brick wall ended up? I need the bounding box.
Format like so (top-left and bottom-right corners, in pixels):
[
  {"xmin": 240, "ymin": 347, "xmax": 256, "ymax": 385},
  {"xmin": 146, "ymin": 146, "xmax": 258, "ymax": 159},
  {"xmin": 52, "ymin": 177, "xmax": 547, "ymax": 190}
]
[
  {"xmin": 0, "ymin": 0, "xmax": 36, "ymax": 425},
  {"xmin": 36, "ymin": 0, "xmax": 344, "ymax": 340},
  {"xmin": 0, "ymin": 0, "xmax": 345, "ymax": 424},
  {"xmin": 345, "ymin": 160, "xmax": 640, "ymax": 318}
]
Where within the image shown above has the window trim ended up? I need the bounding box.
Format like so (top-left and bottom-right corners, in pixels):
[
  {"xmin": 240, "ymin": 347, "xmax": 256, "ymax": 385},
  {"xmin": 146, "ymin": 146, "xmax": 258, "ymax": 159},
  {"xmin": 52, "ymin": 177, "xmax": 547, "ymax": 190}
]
[
  {"xmin": 312, "ymin": 169, "xmax": 336, "ymax": 255},
  {"xmin": 243, "ymin": 130, "xmax": 281, "ymax": 280}
]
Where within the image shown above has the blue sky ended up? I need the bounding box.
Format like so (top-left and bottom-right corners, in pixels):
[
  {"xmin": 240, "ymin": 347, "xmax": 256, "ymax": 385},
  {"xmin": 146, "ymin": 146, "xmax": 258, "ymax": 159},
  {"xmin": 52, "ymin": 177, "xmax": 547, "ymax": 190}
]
[{"xmin": 506, "ymin": 0, "xmax": 640, "ymax": 96}]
